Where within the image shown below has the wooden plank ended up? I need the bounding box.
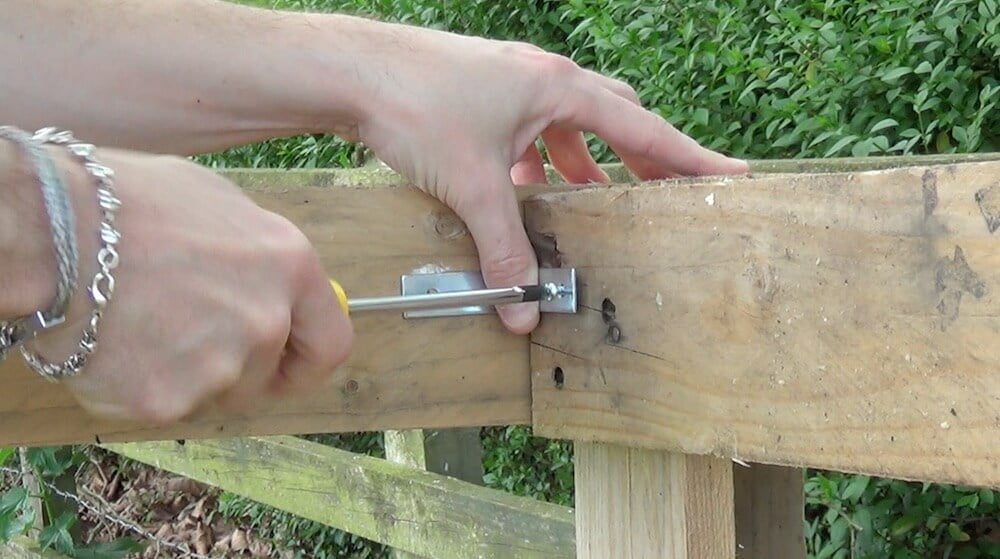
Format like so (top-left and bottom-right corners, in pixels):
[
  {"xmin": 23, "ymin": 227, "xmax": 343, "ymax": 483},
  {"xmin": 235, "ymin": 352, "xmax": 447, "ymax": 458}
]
[
  {"xmin": 0, "ymin": 536, "xmax": 70, "ymax": 558},
  {"xmin": 734, "ymin": 464, "xmax": 805, "ymax": 558},
  {"xmin": 105, "ymin": 436, "xmax": 576, "ymax": 559},
  {"xmin": 574, "ymin": 442, "xmax": 735, "ymax": 558},
  {"xmin": 527, "ymin": 160, "xmax": 1000, "ymax": 488},
  {"xmin": 0, "ymin": 176, "xmax": 530, "ymax": 447}
]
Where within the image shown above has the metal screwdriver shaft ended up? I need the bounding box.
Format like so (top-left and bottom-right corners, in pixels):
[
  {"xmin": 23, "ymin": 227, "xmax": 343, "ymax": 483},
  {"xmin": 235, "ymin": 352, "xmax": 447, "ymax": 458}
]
[
  {"xmin": 348, "ymin": 284, "xmax": 551, "ymax": 313},
  {"xmin": 328, "ymin": 268, "xmax": 577, "ymax": 318}
]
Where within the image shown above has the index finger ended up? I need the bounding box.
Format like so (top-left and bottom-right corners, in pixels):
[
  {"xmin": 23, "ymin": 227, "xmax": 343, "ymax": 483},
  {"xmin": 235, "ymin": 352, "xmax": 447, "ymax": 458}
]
[{"xmin": 560, "ymin": 84, "xmax": 749, "ymax": 177}]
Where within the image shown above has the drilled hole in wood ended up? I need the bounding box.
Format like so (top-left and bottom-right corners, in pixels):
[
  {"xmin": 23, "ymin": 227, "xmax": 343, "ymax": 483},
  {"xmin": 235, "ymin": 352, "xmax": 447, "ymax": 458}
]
[
  {"xmin": 553, "ymin": 367, "xmax": 564, "ymax": 389},
  {"xmin": 601, "ymin": 298, "xmax": 616, "ymax": 323}
]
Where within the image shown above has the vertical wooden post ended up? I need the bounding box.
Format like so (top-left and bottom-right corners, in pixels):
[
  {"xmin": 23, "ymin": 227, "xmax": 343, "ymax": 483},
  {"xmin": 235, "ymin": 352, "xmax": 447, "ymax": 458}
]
[
  {"xmin": 734, "ymin": 464, "xmax": 806, "ymax": 558},
  {"xmin": 384, "ymin": 427, "xmax": 485, "ymax": 559},
  {"xmin": 574, "ymin": 442, "xmax": 735, "ymax": 558}
]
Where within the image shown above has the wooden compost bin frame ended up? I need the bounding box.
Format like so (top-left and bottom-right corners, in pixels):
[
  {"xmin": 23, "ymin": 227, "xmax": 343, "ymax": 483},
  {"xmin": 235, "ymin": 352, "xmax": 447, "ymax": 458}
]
[{"xmin": 3, "ymin": 151, "xmax": 1000, "ymax": 558}]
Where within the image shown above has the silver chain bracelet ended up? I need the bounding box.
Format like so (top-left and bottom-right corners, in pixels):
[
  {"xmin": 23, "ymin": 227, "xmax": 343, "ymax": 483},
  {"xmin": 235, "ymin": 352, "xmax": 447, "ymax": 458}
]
[
  {"xmin": 0, "ymin": 126, "xmax": 79, "ymax": 359},
  {"xmin": 18, "ymin": 128, "xmax": 122, "ymax": 381}
]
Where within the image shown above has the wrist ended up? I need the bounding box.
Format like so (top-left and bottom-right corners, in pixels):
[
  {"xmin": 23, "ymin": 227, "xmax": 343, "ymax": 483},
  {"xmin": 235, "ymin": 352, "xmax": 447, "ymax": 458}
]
[
  {"xmin": 293, "ymin": 13, "xmax": 390, "ymax": 139},
  {"xmin": 0, "ymin": 137, "xmax": 54, "ymax": 319},
  {"xmin": 0, "ymin": 137, "xmax": 97, "ymax": 322}
]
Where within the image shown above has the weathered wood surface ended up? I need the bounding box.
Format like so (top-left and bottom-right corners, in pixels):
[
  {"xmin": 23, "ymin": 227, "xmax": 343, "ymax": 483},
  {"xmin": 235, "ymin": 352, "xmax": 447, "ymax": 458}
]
[
  {"xmin": 3, "ymin": 154, "xmax": 1000, "ymax": 450},
  {"xmin": 528, "ymin": 160, "xmax": 1000, "ymax": 488},
  {"xmin": 105, "ymin": 436, "xmax": 576, "ymax": 559},
  {"xmin": 0, "ymin": 177, "xmax": 530, "ymax": 447},
  {"xmin": 574, "ymin": 442, "xmax": 735, "ymax": 558},
  {"xmin": 734, "ymin": 464, "xmax": 806, "ymax": 558},
  {"xmin": 0, "ymin": 536, "xmax": 69, "ymax": 558},
  {"xmin": 384, "ymin": 427, "xmax": 485, "ymax": 559}
]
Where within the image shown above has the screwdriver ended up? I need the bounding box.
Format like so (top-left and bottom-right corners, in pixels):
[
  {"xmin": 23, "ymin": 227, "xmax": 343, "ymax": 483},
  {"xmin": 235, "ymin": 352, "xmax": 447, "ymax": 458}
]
[{"xmin": 328, "ymin": 278, "xmax": 571, "ymax": 316}]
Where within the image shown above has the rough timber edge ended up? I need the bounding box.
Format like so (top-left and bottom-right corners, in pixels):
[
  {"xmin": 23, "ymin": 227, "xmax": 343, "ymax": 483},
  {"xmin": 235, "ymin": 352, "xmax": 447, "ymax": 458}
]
[{"xmin": 215, "ymin": 152, "xmax": 1000, "ymax": 191}]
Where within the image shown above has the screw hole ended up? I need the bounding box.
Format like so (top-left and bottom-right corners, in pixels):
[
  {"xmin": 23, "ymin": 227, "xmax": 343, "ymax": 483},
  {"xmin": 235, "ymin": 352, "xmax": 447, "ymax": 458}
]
[
  {"xmin": 553, "ymin": 367, "xmax": 564, "ymax": 388},
  {"xmin": 601, "ymin": 298, "xmax": 616, "ymax": 323}
]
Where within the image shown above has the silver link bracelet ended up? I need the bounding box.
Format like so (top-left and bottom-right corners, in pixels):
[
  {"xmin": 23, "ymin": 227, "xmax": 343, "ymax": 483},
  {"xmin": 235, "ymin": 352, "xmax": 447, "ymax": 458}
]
[
  {"xmin": 18, "ymin": 128, "xmax": 122, "ymax": 381},
  {"xmin": 0, "ymin": 126, "xmax": 79, "ymax": 358}
]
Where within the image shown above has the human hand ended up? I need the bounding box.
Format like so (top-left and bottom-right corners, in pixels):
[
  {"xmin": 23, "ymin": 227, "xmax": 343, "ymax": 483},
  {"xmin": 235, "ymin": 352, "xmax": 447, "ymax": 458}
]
[
  {"xmin": 352, "ymin": 24, "xmax": 749, "ymax": 334},
  {"xmin": 25, "ymin": 147, "xmax": 352, "ymax": 423}
]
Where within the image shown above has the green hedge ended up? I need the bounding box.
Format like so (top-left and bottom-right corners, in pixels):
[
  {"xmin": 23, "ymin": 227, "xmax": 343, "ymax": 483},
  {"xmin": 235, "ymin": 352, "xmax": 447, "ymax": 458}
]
[
  {"xmin": 202, "ymin": 0, "xmax": 998, "ymax": 170},
  {"xmin": 206, "ymin": 1, "xmax": 999, "ymax": 558}
]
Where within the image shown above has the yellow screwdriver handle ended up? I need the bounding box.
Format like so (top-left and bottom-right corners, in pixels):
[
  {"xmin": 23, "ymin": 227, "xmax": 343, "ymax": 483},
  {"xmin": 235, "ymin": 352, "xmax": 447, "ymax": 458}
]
[{"xmin": 329, "ymin": 279, "xmax": 350, "ymax": 316}]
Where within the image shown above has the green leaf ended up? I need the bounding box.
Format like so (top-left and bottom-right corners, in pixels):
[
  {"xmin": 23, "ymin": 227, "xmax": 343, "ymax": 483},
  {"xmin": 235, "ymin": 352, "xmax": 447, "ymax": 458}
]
[
  {"xmin": 39, "ymin": 511, "xmax": 76, "ymax": 554},
  {"xmin": 979, "ymin": 488, "xmax": 996, "ymax": 506},
  {"xmin": 805, "ymin": 60, "xmax": 818, "ymax": 84},
  {"xmin": 0, "ymin": 488, "xmax": 27, "ymax": 515},
  {"xmin": 25, "ymin": 447, "xmax": 69, "ymax": 477},
  {"xmin": 829, "ymin": 516, "xmax": 850, "ymax": 545},
  {"xmin": 852, "ymin": 139, "xmax": 876, "ymax": 157},
  {"xmin": 0, "ymin": 448, "xmax": 13, "ymax": 468},
  {"xmin": 956, "ymin": 493, "xmax": 979, "ymax": 508},
  {"xmin": 1, "ymin": 507, "xmax": 34, "ymax": 541},
  {"xmin": 947, "ymin": 522, "xmax": 970, "ymax": 542},
  {"xmin": 881, "ymin": 66, "xmax": 913, "ymax": 82},
  {"xmin": 691, "ymin": 108, "xmax": 709, "ymax": 127},
  {"xmin": 915, "ymin": 61, "xmax": 934, "ymax": 74},
  {"xmin": 841, "ymin": 475, "xmax": 871, "ymax": 502},
  {"xmin": 891, "ymin": 513, "xmax": 920, "ymax": 537},
  {"xmin": 824, "ymin": 135, "xmax": 858, "ymax": 157},
  {"xmin": 936, "ymin": 130, "xmax": 952, "ymax": 152},
  {"xmin": 870, "ymin": 118, "xmax": 899, "ymax": 133}
]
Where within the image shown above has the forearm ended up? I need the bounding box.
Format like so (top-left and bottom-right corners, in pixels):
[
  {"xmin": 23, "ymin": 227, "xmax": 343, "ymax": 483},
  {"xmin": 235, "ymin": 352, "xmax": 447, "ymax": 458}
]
[{"xmin": 0, "ymin": 0, "xmax": 377, "ymax": 155}]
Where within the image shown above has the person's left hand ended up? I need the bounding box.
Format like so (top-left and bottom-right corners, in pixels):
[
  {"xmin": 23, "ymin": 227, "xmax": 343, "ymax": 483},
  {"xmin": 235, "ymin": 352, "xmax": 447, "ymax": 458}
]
[{"xmin": 348, "ymin": 23, "xmax": 749, "ymax": 334}]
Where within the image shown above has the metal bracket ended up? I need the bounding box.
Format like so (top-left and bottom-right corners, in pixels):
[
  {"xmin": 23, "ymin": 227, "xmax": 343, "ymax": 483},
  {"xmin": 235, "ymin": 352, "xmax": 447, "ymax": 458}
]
[{"xmin": 399, "ymin": 268, "xmax": 577, "ymax": 319}]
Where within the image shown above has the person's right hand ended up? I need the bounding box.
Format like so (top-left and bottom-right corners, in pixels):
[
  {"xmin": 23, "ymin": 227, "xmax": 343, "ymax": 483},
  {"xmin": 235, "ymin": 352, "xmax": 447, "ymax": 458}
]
[{"xmin": 25, "ymin": 146, "xmax": 352, "ymax": 424}]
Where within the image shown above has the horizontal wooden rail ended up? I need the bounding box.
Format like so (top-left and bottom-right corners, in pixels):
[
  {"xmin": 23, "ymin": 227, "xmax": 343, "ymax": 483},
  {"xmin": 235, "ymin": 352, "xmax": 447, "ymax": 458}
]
[
  {"xmin": 3, "ymin": 153, "xmax": 1000, "ymax": 492},
  {"xmin": 104, "ymin": 436, "xmax": 576, "ymax": 558},
  {"xmin": 0, "ymin": 179, "xmax": 533, "ymax": 446},
  {"xmin": 0, "ymin": 536, "xmax": 68, "ymax": 558},
  {"xmin": 529, "ymin": 159, "xmax": 1000, "ymax": 489}
]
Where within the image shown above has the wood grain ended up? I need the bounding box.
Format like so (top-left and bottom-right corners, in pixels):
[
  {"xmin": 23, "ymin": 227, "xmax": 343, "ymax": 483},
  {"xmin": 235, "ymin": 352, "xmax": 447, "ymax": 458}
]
[
  {"xmin": 574, "ymin": 442, "xmax": 735, "ymax": 558},
  {"xmin": 0, "ymin": 537, "xmax": 69, "ymax": 558},
  {"xmin": 734, "ymin": 464, "xmax": 805, "ymax": 558},
  {"xmin": 528, "ymin": 161, "xmax": 1000, "ymax": 488},
  {"xmin": 0, "ymin": 182, "xmax": 529, "ymax": 446},
  {"xmin": 107, "ymin": 436, "xmax": 576, "ymax": 559}
]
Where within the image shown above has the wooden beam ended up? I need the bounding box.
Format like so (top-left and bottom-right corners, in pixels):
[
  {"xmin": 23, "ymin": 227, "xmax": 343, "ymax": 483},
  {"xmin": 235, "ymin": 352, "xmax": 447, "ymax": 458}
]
[
  {"xmin": 527, "ymin": 160, "xmax": 1000, "ymax": 488},
  {"xmin": 3, "ymin": 154, "xmax": 999, "ymax": 449},
  {"xmin": 0, "ymin": 176, "xmax": 530, "ymax": 447},
  {"xmin": 574, "ymin": 442, "xmax": 735, "ymax": 558},
  {"xmin": 0, "ymin": 536, "xmax": 70, "ymax": 558},
  {"xmin": 734, "ymin": 464, "xmax": 805, "ymax": 558},
  {"xmin": 104, "ymin": 436, "xmax": 576, "ymax": 559}
]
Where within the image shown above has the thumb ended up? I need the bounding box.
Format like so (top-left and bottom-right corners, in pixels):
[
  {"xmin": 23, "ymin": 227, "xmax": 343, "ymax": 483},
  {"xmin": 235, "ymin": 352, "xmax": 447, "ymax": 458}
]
[{"xmin": 450, "ymin": 167, "xmax": 539, "ymax": 335}]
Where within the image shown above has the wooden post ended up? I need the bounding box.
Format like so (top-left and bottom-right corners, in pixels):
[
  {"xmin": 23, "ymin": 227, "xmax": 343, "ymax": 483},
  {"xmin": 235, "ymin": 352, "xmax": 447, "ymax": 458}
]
[
  {"xmin": 574, "ymin": 442, "xmax": 735, "ymax": 558},
  {"xmin": 733, "ymin": 464, "xmax": 806, "ymax": 558},
  {"xmin": 385, "ymin": 428, "xmax": 485, "ymax": 559}
]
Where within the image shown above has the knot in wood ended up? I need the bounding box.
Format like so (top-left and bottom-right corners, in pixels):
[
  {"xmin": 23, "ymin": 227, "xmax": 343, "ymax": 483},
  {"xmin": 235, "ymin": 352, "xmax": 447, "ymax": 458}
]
[
  {"xmin": 431, "ymin": 211, "xmax": 468, "ymax": 240},
  {"xmin": 345, "ymin": 379, "xmax": 360, "ymax": 394}
]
